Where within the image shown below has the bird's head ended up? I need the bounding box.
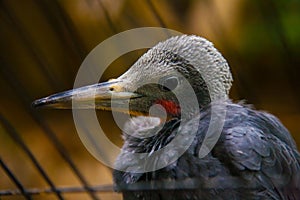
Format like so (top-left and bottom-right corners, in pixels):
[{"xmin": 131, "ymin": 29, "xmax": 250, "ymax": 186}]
[{"xmin": 33, "ymin": 35, "xmax": 233, "ymax": 119}]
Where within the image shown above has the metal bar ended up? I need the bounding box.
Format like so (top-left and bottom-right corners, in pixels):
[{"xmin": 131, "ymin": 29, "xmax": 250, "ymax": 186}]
[
  {"xmin": 96, "ymin": 0, "xmax": 118, "ymax": 33},
  {"xmin": 35, "ymin": 0, "xmax": 87, "ymax": 61},
  {"xmin": 35, "ymin": 0, "xmax": 85, "ymax": 67},
  {"xmin": 0, "ymin": 158, "xmax": 32, "ymax": 200},
  {"xmin": 0, "ymin": 174, "xmax": 265, "ymax": 196},
  {"xmin": 0, "ymin": 113, "xmax": 64, "ymax": 200},
  {"xmin": 145, "ymin": 0, "xmax": 172, "ymax": 38},
  {"xmin": 200, "ymin": 0, "xmax": 252, "ymax": 102},
  {"xmin": 0, "ymin": 1, "xmax": 61, "ymax": 92},
  {"xmin": 0, "ymin": 184, "xmax": 114, "ymax": 196},
  {"xmin": 145, "ymin": 0, "xmax": 167, "ymax": 28},
  {"xmin": 0, "ymin": 61, "xmax": 100, "ymax": 200},
  {"xmin": 0, "ymin": 176, "xmax": 263, "ymax": 197}
]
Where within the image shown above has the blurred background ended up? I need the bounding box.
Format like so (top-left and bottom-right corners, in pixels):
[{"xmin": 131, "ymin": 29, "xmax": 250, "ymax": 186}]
[{"xmin": 0, "ymin": 0, "xmax": 299, "ymax": 199}]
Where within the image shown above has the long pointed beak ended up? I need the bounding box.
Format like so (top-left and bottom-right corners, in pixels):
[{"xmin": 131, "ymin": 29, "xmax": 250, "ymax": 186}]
[{"xmin": 32, "ymin": 80, "xmax": 141, "ymax": 110}]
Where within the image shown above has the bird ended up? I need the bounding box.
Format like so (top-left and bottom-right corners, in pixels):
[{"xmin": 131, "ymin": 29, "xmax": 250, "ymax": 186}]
[{"xmin": 33, "ymin": 35, "xmax": 300, "ymax": 199}]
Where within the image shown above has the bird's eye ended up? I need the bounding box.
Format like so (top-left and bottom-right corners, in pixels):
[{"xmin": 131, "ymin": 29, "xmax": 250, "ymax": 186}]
[{"xmin": 158, "ymin": 76, "xmax": 179, "ymax": 92}]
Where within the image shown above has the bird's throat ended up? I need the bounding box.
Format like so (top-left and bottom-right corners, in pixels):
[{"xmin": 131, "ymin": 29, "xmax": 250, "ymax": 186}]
[{"xmin": 155, "ymin": 99, "xmax": 181, "ymax": 116}]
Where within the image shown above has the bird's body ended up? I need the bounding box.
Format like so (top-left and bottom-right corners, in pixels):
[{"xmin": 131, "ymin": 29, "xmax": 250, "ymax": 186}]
[
  {"xmin": 33, "ymin": 35, "xmax": 300, "ymax": 199},
  {"xmin": 114, "ymin": 101, "xmax": 300, "ymax": 200}
]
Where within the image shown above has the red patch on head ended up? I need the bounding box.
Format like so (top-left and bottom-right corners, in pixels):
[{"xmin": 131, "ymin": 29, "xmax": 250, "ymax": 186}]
[{"xmin": 155, "ymin": 100, "xmax": 181, "ymax": 116}]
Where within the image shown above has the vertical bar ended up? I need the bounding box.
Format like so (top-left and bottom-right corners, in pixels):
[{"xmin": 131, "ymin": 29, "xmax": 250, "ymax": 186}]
[
  {"xmin": 96, "ymin": 0, "xmax": 118, "ymax": 33},
  {"xmin": 0, "ymin": 158, "xmax": 32, "ymax": 200},
  {"xmin": 0, "ymin": 1, "xmax": 62, "ymax": 92},
  {"xmin": 145, "ymin": 0, "xmax": 167, "ymax": 28},
  {"xmin": 0, "ymin": 113, "xmax": 64, "ymax": 200},
  {"xmin": 0, "ymin": 61, "xmax": 100, "ymax": 200}
]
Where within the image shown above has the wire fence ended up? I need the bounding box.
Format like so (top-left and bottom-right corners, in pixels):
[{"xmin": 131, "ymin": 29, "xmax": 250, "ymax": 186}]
[
  {"xmin": 0, "ymin": 0, "xmax": 299, "ymax": 199},
  {"xmin": 0, "ymin": 0, "xmax": 168, "ymax": 199}
]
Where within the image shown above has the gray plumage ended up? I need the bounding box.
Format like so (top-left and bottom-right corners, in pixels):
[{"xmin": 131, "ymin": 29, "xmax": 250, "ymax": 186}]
[
  {"xmin": 113, "ymin": 35, "xmax": 300, "ymax": 199},
  {"xmin": 114, "ymin": 101, "xmax": 300, "ymax": 200},
  {"xmin": 33, "ymin": 35, "xmax": 300, "ymax": 200}
]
